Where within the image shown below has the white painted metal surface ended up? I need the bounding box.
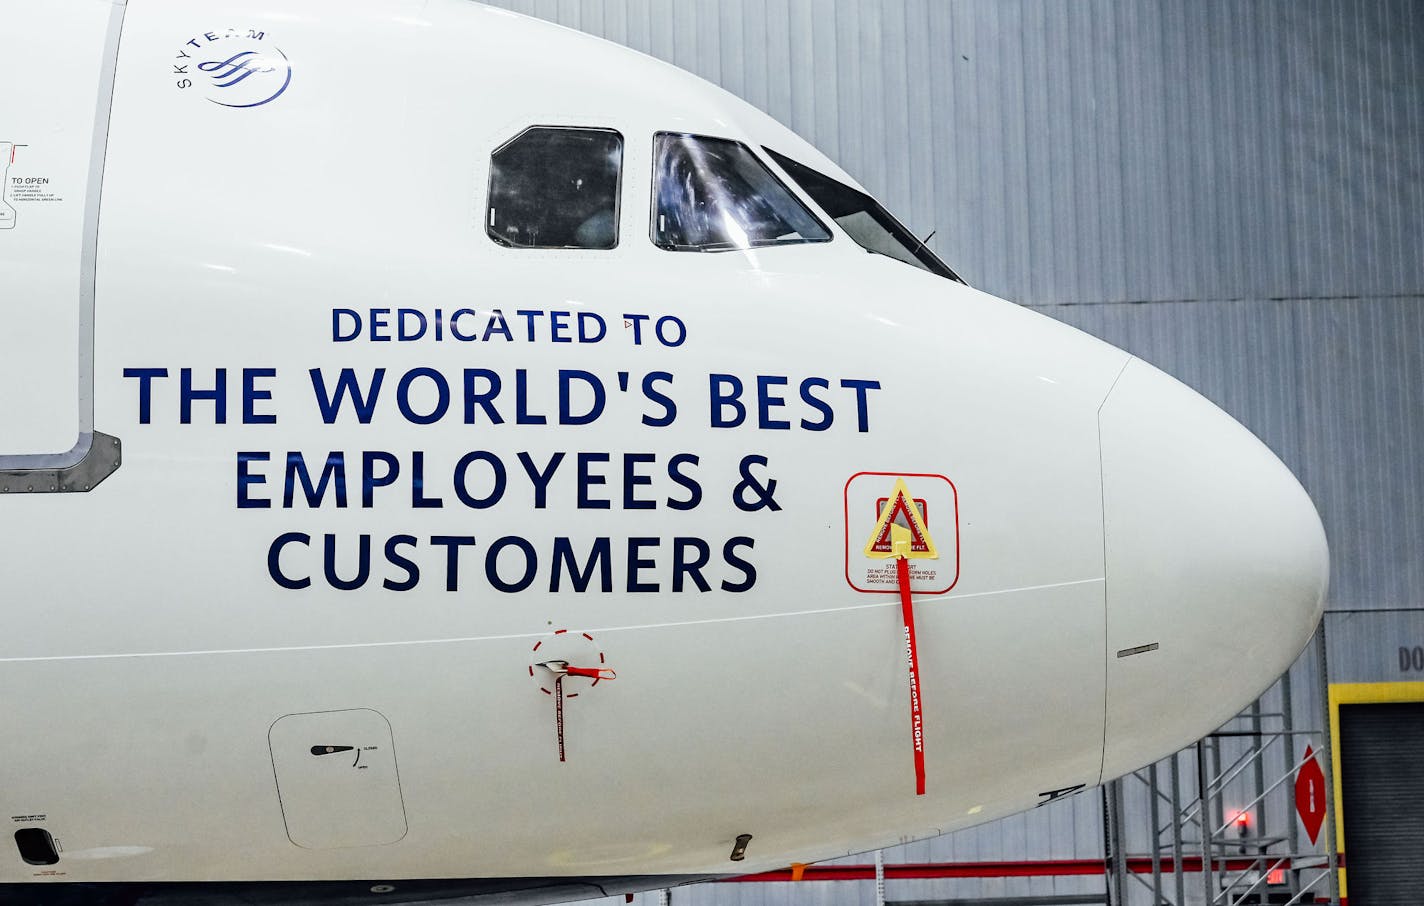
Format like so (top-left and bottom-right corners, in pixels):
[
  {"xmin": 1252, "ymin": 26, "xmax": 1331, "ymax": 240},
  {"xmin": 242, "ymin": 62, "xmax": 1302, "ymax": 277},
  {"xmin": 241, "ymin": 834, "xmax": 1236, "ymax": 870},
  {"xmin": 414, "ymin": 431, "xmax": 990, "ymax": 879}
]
[
  {"xmin": 0, "ymin": 0, "xmax": 1327, "ymax": 900},
  {"xmin": 0, "ymin": 0, "xmax": 118, "ymax": 460},
  {"xmin": 1099, "ymin": 359, "xmax": 1329, "ymax": 779}
]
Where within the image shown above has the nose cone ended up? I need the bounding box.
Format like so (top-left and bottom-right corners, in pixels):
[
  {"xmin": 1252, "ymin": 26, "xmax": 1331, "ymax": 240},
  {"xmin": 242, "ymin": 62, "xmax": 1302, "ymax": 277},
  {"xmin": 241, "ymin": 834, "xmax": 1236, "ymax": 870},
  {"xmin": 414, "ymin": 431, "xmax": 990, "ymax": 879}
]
[{"xmin": 1099, "ymin": 358, "xmax": 1328, "ymax": 780}]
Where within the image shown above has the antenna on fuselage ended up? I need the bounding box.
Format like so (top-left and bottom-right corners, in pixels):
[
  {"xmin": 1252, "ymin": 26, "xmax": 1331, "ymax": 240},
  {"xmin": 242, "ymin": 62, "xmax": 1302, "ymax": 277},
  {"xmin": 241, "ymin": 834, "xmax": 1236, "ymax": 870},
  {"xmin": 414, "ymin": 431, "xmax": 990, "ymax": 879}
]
[{"xmin": 911, "ymin": 228, "xmax": 939, "ymax": 260}]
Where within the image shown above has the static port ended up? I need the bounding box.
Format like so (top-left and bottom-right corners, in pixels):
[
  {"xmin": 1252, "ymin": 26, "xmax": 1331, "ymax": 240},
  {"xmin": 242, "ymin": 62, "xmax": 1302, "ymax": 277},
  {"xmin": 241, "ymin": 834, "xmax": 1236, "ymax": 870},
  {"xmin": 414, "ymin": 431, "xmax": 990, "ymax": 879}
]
[{"xmin": 14, "ymin": 828, "xmax": 59, "ymax": 866}]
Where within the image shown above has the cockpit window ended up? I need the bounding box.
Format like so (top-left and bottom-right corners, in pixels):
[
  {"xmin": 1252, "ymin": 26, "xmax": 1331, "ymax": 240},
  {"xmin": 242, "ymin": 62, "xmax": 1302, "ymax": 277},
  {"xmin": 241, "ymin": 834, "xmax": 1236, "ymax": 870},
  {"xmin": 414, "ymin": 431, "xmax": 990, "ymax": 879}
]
[
  {"xmin": 764, "ymin": 147, "xmax": 964, "ymax": 283},
  {"xmin": 652, "ymin": 133, "xmax": 831, "ymax": 252},
  {"xmin": 487, "ymin": 126, "xmax": 622, "ymax": 250}
]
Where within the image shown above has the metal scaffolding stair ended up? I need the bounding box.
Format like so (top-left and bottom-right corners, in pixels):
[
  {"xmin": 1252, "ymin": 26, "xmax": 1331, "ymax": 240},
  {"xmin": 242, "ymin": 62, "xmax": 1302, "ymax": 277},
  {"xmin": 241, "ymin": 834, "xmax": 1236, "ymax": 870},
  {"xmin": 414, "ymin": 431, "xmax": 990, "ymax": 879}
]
[{"xmin": 1104, "ymin": 630, "xmax": 1341, "ymax": 906}]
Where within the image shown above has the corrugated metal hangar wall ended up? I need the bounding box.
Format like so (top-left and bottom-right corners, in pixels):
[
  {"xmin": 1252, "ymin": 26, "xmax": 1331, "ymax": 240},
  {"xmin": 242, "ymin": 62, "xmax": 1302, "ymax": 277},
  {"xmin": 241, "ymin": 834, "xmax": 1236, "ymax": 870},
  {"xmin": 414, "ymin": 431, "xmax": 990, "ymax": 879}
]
[{"xmin": 478, "ymin": 2, "xmax": 1424, "ymax": 904}]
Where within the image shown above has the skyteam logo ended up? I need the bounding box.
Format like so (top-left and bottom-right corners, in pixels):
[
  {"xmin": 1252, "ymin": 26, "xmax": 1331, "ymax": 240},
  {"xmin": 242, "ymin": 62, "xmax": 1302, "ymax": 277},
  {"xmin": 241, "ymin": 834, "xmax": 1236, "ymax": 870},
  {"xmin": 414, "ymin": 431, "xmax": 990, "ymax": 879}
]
[{"xmin": 173, "ymin": 29, "xmax": 292, "ymax": 109}]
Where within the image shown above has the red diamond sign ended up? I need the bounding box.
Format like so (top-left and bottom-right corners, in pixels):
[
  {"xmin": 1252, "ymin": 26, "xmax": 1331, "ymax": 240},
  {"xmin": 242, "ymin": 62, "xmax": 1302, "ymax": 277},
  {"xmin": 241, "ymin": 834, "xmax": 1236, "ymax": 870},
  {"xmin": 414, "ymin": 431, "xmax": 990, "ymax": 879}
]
[{"xmin": 1295, "ymin": 745, "xmax": 1327, "ymax": 845}]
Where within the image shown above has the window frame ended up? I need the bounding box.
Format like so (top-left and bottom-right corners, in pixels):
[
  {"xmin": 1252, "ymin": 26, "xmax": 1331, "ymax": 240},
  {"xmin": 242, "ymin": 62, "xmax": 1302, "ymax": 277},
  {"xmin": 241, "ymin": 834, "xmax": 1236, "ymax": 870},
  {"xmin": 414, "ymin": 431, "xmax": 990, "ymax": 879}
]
[
  {"xmin": 648, "ymin": 131, "xmax": 833, "ymax": 254},
  {"xmin": 485, "ymin": 124, "xmax": 626, "ymax": 252},
  {"xmin": 763, "ymin": 146, "xmax": 965, "ymax": 284}
]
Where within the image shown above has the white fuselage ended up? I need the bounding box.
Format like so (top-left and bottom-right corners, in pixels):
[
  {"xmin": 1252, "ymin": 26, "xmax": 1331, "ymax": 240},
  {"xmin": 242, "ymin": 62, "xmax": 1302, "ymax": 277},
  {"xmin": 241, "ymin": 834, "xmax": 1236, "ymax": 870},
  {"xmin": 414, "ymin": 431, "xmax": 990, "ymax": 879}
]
[{"xmin": 0, "ymin": 1, "xmax": 1327, "ymax": 902}]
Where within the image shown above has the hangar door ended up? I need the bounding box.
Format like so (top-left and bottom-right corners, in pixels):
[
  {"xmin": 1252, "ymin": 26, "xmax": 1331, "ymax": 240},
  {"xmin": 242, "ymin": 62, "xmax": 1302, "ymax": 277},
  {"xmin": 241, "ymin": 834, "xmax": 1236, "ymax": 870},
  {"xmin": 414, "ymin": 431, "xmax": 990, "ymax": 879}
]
[{"xmin": 1338, "ymin": 701, "xmax": 1424, "ymax": 904}]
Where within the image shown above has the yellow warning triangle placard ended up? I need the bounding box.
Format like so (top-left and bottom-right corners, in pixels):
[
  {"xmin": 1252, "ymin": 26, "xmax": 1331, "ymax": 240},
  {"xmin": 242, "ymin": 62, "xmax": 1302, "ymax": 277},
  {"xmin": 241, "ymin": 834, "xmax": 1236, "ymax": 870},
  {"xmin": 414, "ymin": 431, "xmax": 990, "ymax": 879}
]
[{"xmin": 863, "ymin": 478, "xmax": 938, "ymax": 560}]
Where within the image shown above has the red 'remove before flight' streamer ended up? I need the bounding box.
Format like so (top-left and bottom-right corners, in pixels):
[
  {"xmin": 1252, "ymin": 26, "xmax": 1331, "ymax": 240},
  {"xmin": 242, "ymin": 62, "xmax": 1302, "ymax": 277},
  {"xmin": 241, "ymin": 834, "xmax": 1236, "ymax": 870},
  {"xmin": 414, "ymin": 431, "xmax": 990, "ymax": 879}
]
[{"xmin": 897, "ymin": 555, "xmax": 926, "ymax": 796}]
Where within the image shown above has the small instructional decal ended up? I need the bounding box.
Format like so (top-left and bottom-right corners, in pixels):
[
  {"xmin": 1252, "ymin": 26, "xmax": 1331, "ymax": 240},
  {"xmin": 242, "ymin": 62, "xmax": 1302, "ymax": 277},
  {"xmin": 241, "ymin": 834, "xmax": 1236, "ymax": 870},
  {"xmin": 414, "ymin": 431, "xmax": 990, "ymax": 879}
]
[
  {"xmin": 0, "ymin": 143, "xmax": 63, "ymax": 230},
  {"xmin": 845, "ymin": 471, "xmax": 959, "ymax": 595}
]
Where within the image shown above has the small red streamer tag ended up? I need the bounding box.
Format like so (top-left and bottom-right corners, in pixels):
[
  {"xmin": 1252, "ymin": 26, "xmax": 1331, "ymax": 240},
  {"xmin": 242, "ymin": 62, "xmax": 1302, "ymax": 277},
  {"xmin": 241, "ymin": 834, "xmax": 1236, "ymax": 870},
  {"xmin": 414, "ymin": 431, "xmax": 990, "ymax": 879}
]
[
  {"xmin": 555, "ymin": 676, "xmax": 567, "ymax": 763},
  {"xmin": 540, "ymin": 662, "xmax": 615, "ymax": 762},
  {"xmin": 897, "ymin": 555, "xmax": 926, "ymax": 795},
  {"xmin": 565, "ymin": 665, "xmax": 616, "ymax": 680}
]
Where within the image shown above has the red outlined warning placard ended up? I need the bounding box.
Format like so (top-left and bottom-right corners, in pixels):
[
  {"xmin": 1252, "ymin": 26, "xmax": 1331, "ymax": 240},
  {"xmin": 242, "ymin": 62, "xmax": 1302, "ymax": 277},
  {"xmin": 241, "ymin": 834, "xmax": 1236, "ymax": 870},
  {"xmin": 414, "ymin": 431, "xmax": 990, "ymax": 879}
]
[{"xmin": 844, "ymin": 471, "xmax": 959, "ymax": 594}]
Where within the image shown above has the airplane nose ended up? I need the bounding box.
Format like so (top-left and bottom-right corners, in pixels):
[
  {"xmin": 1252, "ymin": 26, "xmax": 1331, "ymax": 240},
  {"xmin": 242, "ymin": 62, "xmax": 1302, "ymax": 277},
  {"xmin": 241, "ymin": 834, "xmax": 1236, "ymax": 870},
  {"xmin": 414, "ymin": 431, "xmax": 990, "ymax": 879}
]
[{"xmin": 1097, "ymin": 358, "xmax": 1329, "ymax": 779}]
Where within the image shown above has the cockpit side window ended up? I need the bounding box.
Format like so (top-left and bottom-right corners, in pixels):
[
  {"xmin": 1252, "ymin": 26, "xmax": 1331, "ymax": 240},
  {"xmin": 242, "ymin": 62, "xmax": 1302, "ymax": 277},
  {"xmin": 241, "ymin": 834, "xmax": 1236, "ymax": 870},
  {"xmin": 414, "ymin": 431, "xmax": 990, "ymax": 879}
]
[
  {"xmin": 651, "ymin": 133, "xmax": 831, "ymax": 252},
  {"xmin": 763, "ymin": 147, "xmax": 964, "ymax": 283},
  {"xmin": 487, "ymin": 126, "xmax": 623, "ymax": 250}
]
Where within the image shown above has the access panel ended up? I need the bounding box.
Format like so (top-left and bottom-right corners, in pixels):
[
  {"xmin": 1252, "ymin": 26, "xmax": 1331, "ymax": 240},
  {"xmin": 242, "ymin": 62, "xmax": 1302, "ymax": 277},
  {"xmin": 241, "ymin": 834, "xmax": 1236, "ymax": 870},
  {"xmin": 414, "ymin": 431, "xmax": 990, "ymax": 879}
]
[
  {"xmin": 269, "ymin": 709, "xmax": 408, "ymax": 849},
  {"xmin": 0, "ymin": 0, "xmax": 124, "ymax": 489}
]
